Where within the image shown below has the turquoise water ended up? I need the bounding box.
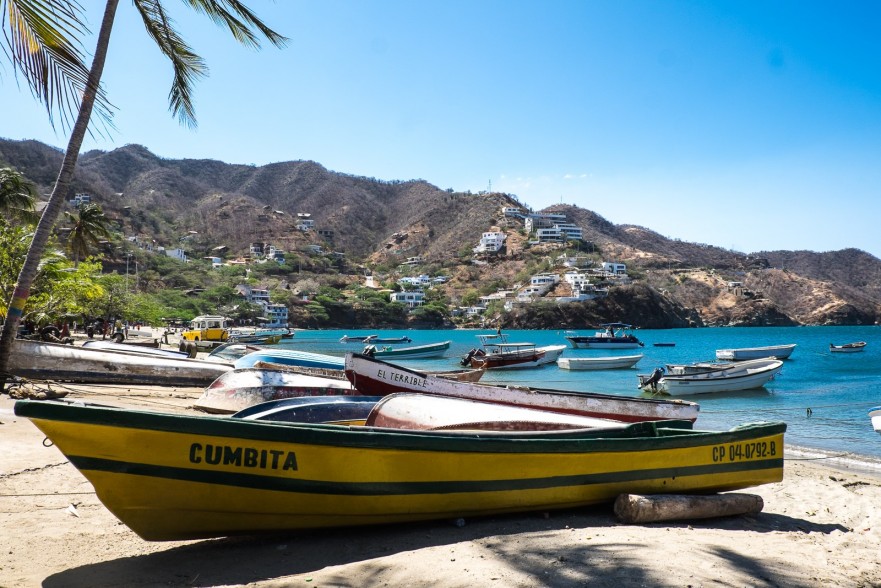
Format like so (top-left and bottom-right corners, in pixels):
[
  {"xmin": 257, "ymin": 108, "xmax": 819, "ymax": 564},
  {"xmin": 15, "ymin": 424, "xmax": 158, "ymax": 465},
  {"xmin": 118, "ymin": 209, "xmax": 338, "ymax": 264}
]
[{"xmin": 278, "ymin": 326, "xmax": 881, "ymax": 459}]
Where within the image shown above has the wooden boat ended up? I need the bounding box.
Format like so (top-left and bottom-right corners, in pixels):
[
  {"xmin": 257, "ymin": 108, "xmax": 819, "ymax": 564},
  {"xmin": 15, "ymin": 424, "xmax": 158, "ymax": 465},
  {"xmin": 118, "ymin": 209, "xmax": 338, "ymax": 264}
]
[
  {"xmin": 565, "ymin": 323, "xmax": 644, "ymax": 349},
  {"xmin": 461, "ymin": 333, "xmax": 566, "ymax": 369},
  {"xmin": 638, "ymin": 358, "xmax": 783, "ymax": 396},
  {"xmin": 715, "ymin": 344, "xmax": 796, "ymax": 361},
  {"xmin": 233, "ymin": 348, "xmax": 345, "ymax": 370},
  {"xmin": 366, "ymin": 393, "xmax": 626, "ymax": 431},
  {"xmin": 830, "ymin": 341, "xmax": 867, "ymax": 353},
  {"xmin": 340, "ymin": 334, "xmax": 378, "ymax": 343},
  {"xmin": 193, "ymin": 367, "xmax": 360, "ymax": 414},
  {"xmin": 363, "ymin": 340, "xmax": 451, "ymax": 359},
  {"xmin": 345, "ymin": 353, "xmax": 700, "ymax": 423},
  {"xmin": 340, "ymin": 334, "xmax": 412, "ymax": 344},
  {"xmin": 8, "ymin": 339, "xmax": 232, "ymax": 386},
  {"xmin": 13, "ymin": 399, "xmax": 785, "ymax": 540},
  {"xmin": 82, "ymin": 339, "xmax": 190, "ymax": 359},
  {"xmin": 228, "ymin": 333, "xmax": 282, "ymax": 345},
  {"xmin": 206, "ymin": 342, "xmax": 263, "ymax": 362},
  {"xmin": 232, "ymin": 396, "xmax": 383, "ymax": 425},
  {"xmin": 558, "ymin": 354, "xmax": 643, "ymax": 370},
  {"xmin": 869, "ymin": 407, "xmax": 881, "ymax": 435},
  {"xmin": 198, "ymin": 361, "xmax": 485, "ymax": 414}
]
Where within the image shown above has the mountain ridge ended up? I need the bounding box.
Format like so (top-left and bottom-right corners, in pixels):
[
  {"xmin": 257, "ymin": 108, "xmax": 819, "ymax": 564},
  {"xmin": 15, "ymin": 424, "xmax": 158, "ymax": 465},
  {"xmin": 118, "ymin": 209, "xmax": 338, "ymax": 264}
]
[{"xmin": 2, "ymin": 137, "xmax": 879, "ymax": 327}]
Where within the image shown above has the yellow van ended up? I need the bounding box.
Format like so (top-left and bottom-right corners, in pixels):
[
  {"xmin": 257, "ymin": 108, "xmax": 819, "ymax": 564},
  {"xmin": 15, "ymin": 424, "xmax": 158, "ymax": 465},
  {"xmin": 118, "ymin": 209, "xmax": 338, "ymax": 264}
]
[{"xmin": 180, "ymin": 315, "xmax": 231, "ymax": 342}]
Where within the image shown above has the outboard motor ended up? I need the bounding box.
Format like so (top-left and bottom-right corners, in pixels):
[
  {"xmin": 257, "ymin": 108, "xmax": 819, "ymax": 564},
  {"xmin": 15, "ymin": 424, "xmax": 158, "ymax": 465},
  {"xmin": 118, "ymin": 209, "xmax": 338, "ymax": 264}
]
[
  {"xmin": 461, "ymin": 348, "xmax": 477, "ymax": 366},
  {"xmin": 642, "ymin": 367, "xmax": 665, "ymax": 392},
  {"xmin": 364, "ymin": 345, "xmax": 377, "ymax": 357}
]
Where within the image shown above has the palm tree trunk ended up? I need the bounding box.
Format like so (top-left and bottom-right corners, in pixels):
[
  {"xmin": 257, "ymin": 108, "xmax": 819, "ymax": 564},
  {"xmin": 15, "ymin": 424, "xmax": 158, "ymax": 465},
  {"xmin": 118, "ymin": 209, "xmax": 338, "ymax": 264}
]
[{"xmin": 0, "ymin": 0, "xmax": 120, "ymax": 391}]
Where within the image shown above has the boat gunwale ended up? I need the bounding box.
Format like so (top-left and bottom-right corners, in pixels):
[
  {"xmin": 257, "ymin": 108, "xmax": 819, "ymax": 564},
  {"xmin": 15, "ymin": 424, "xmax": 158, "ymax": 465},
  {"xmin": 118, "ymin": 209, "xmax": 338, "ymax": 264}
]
[{"xmin": 14, "ymin": 399, "xmax": 786, "ymax": 453}]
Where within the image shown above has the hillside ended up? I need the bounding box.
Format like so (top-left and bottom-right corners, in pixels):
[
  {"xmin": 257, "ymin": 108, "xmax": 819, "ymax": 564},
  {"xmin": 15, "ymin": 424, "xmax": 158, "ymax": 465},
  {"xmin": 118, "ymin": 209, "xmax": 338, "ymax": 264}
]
[{"xmin": 2, "ymin": 137, "xmax": 880, "ymax": 327}]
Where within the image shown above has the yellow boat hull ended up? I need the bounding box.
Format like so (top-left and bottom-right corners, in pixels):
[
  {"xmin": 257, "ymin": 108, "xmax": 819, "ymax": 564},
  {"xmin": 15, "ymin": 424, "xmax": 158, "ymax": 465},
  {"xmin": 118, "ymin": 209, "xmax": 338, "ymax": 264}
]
[{"xmin": 15, "ymin": 401, "xmax": 785, "ymax": 541}]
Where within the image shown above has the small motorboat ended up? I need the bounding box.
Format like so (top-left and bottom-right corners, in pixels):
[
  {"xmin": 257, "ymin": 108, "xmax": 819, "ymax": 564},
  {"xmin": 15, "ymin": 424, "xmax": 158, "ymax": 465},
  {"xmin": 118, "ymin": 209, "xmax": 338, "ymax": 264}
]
[
  {"xmin": 869, "ymin": 407, "xmax": 881, "ymax": 435},
  {"xmin": 638, "ymin": 358, "xmax": 783, "ymax": 396},
  {"xmin": 653, "ymin": 342, "xmax": 676, "ymax": 347},
  {"xmin": 557, "ymin": 354, "xmax": 643, "ymax": 370},
  {"xmin": 715, "ymin": 344, "xmax": 796, "ymax": 361},
  {"xmin": 830, "ymin": 341, "xmax": 867, "ymax": 353},
  {"xmin": 564, "ymin": 323, "xmax": 644, "ymax": 349},
  {"xmin": 363, "ymin": 340, "xmax": 451, "ymax": 359}
]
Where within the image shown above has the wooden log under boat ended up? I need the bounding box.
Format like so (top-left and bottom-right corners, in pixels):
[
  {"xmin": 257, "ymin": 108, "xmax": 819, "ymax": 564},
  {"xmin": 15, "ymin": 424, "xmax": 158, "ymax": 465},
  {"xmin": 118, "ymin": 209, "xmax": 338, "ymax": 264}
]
[{"xmin": 614, "ymin": 492, "xmax": 764, "ymax": 524}]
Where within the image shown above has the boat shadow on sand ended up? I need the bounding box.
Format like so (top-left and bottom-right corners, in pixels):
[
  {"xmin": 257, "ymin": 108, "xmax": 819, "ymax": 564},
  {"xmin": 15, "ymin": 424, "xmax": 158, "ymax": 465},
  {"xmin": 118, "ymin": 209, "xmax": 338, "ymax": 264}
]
[{"xmin": 43, "ymin": 507, "xmax": 846, "ymax": 588}]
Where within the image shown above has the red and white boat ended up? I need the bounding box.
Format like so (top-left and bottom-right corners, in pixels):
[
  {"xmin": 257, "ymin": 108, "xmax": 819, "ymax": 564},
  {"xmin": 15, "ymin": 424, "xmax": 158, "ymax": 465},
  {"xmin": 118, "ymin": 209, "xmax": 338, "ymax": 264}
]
[
  {"xmin": 345, "ymin": 353, "xmax": 700, "ymax": 423},
  {"xmin": 461, "ymin": 333, "xmax": 565, "ymax": 369}
]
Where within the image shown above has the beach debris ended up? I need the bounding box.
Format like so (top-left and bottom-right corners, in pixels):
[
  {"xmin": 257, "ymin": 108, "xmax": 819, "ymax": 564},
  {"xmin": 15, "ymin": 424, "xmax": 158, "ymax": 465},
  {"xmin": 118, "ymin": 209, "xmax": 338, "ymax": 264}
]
[
  {"xmin": 613, "ymin": 492, "xmax": 764, "ymax": 524},
  {"xmin": 7, "ymin": 382, "xmax": 68, "ymax": 401},
  {"xmin": 67, "ymin": 504, "xmax": 80, "ymax": 518}
]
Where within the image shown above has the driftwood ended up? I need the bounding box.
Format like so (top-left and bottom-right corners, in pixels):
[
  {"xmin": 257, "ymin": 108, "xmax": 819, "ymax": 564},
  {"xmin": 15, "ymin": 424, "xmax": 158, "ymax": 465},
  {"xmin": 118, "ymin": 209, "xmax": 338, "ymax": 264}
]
[{"xmin": 614, "ymin": 493, "xmax": 764, "ymax": 524}]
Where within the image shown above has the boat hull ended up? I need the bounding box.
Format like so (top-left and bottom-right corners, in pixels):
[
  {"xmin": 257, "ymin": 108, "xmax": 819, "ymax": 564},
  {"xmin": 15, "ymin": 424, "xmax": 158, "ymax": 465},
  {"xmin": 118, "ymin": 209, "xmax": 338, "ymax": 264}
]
[
  {"xmin": 233, "ymin": 349, "xmax": 345, "ymax": 370},
  {"xmin": 869, "ymin": 407, "xmax": 881, "ymax": 435},
  {"xmin": 652, "ymin": 362, "xmax": 783, "ymax": 396},
  {"xmin": 715, "ymin": 344, "xmax": 796, "ymax": 361},
  {"xmin": 194, "ymin": 368, "xmax": 360, "ymax": 414},
  {"xmin": 566, "ymin": 337, "xmax": 643, "ymax": 349},
  {"xmin": 345, "ymin": 353, "xmax": 700, "ymax": 423},
  {"xmin": 9, "ymin": 340, "xmax": 232, "ymax": 386},
  {"xmin": 368, "ymin": 341, "xmax": 451, "ymax": 359},
  {"xmin": 558, "ymin": 354, "xmax": 643, "ymax": 370},
  {"xmin": 14, "ymin": 400, "xmax": 785, "ymax": 541},
  {"xmin": 830, "ymin": 342, "xmax": 866, "ymax": 353}
]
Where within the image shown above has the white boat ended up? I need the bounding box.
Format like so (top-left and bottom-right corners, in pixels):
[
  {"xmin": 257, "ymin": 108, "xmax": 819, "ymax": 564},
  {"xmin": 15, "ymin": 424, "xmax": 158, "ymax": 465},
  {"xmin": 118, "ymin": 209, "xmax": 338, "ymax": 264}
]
[
  {"xmin": 8, "ymin": 339, "xmax": 233, "ymax": 386},
  {"xmin": 366, "ymin": 393, "xmax": 627, "ymax": 432},
  {"xmin": 193, "ymin": 367, "xmax": 359, "ymax": 414},
  {"xmin": 345, "ymin": 353, "xmax": 700, "ymax": 423},
  {"xmin": 558, "ymin": 354, "xmax": 643, "ymax": 370},
  {"xmin": 638, "ymin": 358, "xmax": 783, "ymax": 396},
  {"xmin": 461, "ymin": 333, "xmax": 565, "ymax": 369},
  {"xmin": 81, "ymin": 339, "xmax": 191, "ymax": 359},
  {"xmin": 564, "ymin": 323, "xmax": 644, "ymax": 349},
  {"xmin": 869, "ymin": 407, "xmax": 881, "ymax": 435},
  {"xmin": 715, "ymin": 344, "xmax": 796, "ymax": 361},
  {"xmin": 830, "ymin": 341, "xmax": 866, "ymax": 353}
]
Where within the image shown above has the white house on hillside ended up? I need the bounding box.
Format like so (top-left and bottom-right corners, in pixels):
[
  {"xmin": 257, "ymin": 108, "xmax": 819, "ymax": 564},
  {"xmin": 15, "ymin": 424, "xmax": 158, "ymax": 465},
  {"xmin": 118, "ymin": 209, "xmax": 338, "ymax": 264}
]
[
  {"xmin": 474, "ymin": 231, "xmax": 506, "ymax": 253},
  {"xmin": 390, "ymin": 291, "xmax": 425, "ymax": 308},
  {"xmin": 602, "ymin": 262, "xmax": 627, "ymax": 275}
]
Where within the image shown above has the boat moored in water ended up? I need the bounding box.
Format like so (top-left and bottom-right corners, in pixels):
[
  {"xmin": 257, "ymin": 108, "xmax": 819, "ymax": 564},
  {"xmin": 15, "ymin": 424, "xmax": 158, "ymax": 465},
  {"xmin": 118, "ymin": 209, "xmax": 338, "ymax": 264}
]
[
  {"xmin": 565, "ymin": 323, "xmax": 644, "ymax": 349},
  {"xmin": 638, "ymin": 358, "xmax": 783, "ymax": 396},
  {"xmin": 715, "ymin": 344, "xmax": 797, "ymax": 361},
  {"xmin": 830, "ymin": 341, "xmax": 867, "ymax": 353},
  {"xmin": 558, "ymin": 354, "xmax": 643, "ymax": 370}
]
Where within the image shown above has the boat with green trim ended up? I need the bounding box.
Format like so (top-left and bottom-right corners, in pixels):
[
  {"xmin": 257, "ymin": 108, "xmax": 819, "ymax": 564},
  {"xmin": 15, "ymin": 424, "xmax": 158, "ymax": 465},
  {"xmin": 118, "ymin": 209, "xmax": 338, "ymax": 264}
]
[
  {"xmin": 363, "ymin": 340, "xmax": 451, "ymax": 359},
  {"xmin": 14, "ymin": 399, "xmax": 785, "ymax": 541}
]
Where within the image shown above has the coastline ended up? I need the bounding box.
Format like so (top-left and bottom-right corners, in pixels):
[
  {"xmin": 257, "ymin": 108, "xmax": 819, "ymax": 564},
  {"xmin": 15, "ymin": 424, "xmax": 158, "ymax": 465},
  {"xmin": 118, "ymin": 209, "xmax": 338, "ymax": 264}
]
[{"xmin": 3, "ymin": 385, "xmax": 881, "ymax": 587}]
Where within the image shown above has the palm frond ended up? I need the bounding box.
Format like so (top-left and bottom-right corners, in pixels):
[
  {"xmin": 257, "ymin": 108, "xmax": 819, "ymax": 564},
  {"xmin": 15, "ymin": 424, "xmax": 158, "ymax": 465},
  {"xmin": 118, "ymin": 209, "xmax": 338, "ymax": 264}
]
[
  {"xmin": 134, "ymin": 0, "xmax": 207, "ymax": 127},
  {"xmin": 180, "ymin": 0, "xmax": 288, "ymax": 49},
  {"xmin": 0, "ymin": 0, "xmax": 114, "ymax": 130}
]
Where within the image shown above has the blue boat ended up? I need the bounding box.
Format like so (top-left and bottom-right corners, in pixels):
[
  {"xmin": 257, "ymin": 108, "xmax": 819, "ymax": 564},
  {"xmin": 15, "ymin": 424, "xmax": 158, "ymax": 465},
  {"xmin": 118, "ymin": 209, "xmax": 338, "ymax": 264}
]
[
  {"xmin": 232, "ymin": 396, "xmax": 382, "ymax": 424},
  {"xmin": 233, "ymin": 348, "xmax": 344, "ymax": 370}
]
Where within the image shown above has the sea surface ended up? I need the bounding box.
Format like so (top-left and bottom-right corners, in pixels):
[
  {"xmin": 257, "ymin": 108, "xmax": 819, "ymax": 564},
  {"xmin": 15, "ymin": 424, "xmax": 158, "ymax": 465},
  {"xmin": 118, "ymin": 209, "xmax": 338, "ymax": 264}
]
[{"xmin": 277, "ymin": 326, "xmax": 881, "ymax": 461}]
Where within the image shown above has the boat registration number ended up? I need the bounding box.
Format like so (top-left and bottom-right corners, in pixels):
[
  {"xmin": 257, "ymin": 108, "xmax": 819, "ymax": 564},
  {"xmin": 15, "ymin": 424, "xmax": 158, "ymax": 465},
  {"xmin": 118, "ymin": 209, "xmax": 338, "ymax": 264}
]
[{"xmin": 712, "ymin": 441, "xmax": 778, "ymax": 463}]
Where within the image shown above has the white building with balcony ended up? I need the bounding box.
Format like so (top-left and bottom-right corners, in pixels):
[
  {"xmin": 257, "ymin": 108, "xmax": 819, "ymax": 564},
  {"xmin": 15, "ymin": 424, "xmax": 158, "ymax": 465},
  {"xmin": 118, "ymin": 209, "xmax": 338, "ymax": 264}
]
[
  {"xmin": 474, "ymin": 231, "xmax": 507, "ymax": 254},
  {"xmin": 390, "ymin": 291, "xmax": 425, "ymax": 308}
]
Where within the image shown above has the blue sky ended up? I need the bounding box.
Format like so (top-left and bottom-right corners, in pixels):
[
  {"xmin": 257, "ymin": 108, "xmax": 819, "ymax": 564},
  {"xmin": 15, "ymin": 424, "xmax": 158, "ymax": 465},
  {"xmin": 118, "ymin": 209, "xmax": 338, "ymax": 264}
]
[{"xmin": 4, "ymin": 1, "xmax": 881, "ymax": 258}]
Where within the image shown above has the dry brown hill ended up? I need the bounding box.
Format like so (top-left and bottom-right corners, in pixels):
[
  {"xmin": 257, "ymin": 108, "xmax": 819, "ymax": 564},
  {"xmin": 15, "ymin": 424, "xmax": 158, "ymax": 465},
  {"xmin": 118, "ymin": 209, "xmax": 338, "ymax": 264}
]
[{"xmin": 2, "ymin": 138, "xmax": 879, "ymax": 326}]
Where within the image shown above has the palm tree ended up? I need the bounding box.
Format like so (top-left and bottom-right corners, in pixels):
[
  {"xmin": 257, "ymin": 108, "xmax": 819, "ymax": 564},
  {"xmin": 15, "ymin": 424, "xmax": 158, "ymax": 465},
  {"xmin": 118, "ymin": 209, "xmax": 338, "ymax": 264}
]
[
  {"xmin": 0, "ymin": 1, "xmax": 287, "ymax": 390},
  {"xmin": 65, "ymin": 202, "xmax": 112, "ymax": 266},
  {"xmin": 0, "ymin": 168, "xmax": 39, "ymax": 225}
]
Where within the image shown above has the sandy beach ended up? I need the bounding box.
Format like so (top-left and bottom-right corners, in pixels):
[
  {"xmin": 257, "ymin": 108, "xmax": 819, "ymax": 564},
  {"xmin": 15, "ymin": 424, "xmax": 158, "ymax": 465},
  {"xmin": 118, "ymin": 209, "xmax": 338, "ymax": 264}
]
[{"xmin": 3, "ymin": 380, "xmax": 881, "ymax": 588}]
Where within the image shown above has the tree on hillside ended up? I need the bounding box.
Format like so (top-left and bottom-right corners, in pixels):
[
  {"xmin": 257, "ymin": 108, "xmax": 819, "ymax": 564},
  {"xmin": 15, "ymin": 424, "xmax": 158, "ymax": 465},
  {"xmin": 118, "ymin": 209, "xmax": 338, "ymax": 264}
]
[
  {"xmin": 65, "ymin": 202, "xmax": 112, "ymax": 266},
  {"xmin": 0, "ymin": 168, "xmax": 38, "ymax": 225},
  {"xmin": 0, "ymin": 0, "xmax": 287, "ymax": 390}
]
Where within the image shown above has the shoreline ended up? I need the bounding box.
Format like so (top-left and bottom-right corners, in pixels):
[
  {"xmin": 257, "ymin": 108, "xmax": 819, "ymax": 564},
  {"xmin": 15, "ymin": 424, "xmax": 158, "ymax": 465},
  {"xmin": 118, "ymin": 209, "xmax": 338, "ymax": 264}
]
[{"xmin": 3, "ymin": 386, "xmax": 881, "ymax": 587}]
